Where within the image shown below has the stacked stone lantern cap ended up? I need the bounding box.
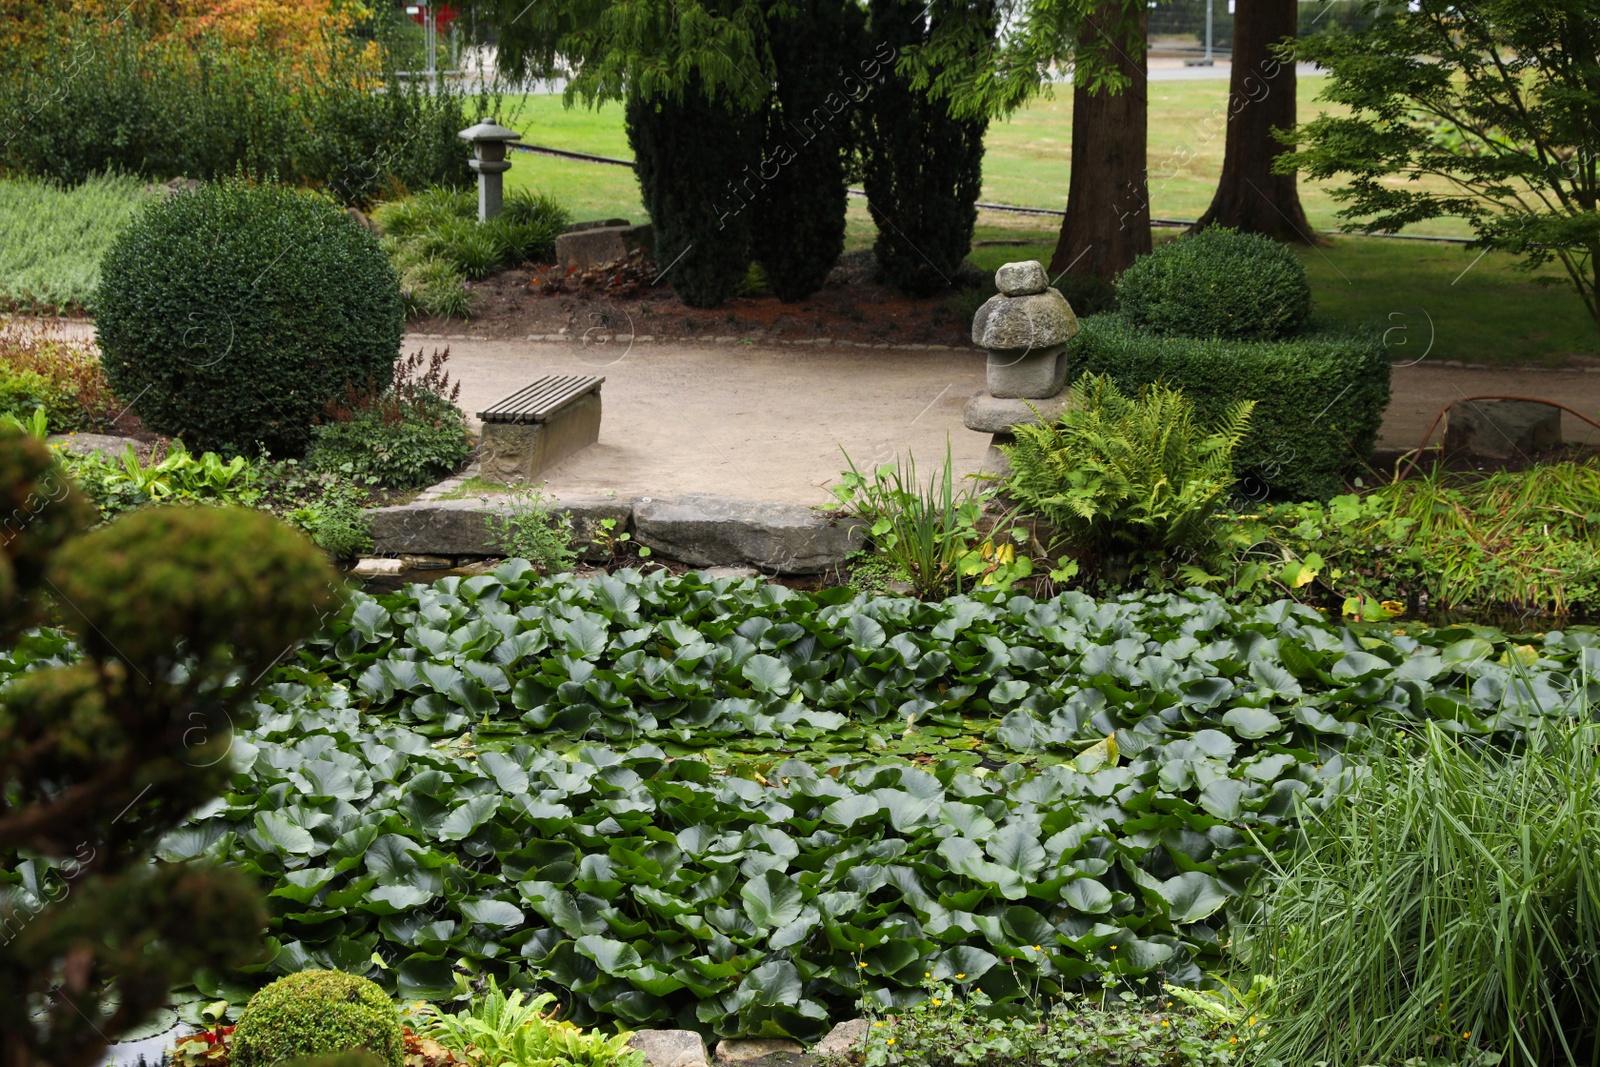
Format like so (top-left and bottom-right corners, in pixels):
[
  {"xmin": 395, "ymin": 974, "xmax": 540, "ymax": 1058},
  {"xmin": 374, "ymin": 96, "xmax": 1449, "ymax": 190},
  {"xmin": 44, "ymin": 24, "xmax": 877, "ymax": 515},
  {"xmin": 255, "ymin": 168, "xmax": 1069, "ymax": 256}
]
[{"xmin": 963, "ymin": 261, "xmax": 1078, "ymax": 470}]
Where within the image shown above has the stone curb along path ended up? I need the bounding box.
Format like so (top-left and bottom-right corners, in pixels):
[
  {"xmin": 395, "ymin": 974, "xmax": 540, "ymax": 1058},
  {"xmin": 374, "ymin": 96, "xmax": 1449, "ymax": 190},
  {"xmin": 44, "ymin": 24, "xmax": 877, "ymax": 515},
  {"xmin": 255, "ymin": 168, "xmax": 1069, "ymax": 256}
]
[{"xmin": 369, "ymin": 488, "xmax": 869, "ymax": 575}]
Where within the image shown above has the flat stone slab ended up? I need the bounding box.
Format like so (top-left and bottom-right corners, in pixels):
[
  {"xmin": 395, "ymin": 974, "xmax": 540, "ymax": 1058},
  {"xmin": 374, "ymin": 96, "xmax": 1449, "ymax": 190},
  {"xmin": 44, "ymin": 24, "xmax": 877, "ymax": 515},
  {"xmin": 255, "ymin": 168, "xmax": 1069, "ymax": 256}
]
[
  {"xmin": 633, "ymin": 495, "xmax": 866, "ymax": 573},
  {"xmin": 369, "ymin": 495, "xmax": 633, "ymax": 559},
  {"xmin": 555, "ymin": 223, "xmax": 653, "ymax": 271},
  {"xmin": 962, "ymin": 392, "xmax": 1070, "ymax": 434},
  {"xmin": 811, "ymin": 1020, "xmax": 869, "ymax": 1060},
  {"xmin": 716, "ymin": 1040, "xmax": 805, "ymax": 1064},
  {"xmin": 46, "ymin": 433, "xmax": 141, "ymax": 458},
  {"xmin": 1444, "ymin": 398, "xmax": 1561, "ymax": 459},
  {"xmin": 629, "ymin": 1030, "xmax": 710, "ymax": 1067}
]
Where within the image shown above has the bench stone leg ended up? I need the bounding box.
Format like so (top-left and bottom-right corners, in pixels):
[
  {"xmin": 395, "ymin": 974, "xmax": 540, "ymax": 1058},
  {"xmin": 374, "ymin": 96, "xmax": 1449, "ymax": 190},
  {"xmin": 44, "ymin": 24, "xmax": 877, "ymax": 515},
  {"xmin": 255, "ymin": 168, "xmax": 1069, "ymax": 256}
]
[{"xmin": 477, "ymin": 393, "xmax": 602, "ymax": 482}]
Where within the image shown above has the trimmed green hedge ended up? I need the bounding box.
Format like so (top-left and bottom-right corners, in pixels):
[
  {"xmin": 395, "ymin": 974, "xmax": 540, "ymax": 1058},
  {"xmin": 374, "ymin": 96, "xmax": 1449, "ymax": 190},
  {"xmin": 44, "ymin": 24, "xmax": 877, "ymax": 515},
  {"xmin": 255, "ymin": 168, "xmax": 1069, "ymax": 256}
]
[
  {"xmin": 96, "ymin": 179, "xmax": 404, "ymax": 457},
  {"xmin": 1117, "ymin": 227, "xmax": 1312, "ymax": 342},
  {"xmin": 1068, "ymin": 314, "xmax": 1390, "ymax": 501}
]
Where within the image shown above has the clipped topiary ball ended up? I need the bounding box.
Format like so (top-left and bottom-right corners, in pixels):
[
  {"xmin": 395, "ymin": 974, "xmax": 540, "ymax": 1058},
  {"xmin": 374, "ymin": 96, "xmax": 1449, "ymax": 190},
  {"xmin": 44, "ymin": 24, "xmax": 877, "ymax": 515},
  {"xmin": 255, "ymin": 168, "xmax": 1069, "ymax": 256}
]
[
  {"xmin": 231, "ymin": 971, "xmax": 404, "ymax": 1067},
  {"xmin": 1116, "ymin": 226, "xmax": 1312, "ymax": 341},
  {"xmin": 95, "ymin": 178, "xmax": 404, "ymax": 457},
  {"xmin": 46, "ymin": 505, "xmax": 343, "ymax": 680}
]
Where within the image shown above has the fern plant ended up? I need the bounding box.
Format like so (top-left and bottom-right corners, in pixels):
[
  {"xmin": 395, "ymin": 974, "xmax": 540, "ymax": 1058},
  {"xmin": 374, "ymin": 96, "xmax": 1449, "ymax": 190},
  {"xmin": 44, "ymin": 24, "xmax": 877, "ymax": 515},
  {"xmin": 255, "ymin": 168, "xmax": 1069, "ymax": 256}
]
[
  {"xmin": 412, "ymin": 979, "xmax": 644, "ymax": 1067},
  {"xmin": 1003, "ymin": 374, "xmax": 1253, "ymax": 573}
]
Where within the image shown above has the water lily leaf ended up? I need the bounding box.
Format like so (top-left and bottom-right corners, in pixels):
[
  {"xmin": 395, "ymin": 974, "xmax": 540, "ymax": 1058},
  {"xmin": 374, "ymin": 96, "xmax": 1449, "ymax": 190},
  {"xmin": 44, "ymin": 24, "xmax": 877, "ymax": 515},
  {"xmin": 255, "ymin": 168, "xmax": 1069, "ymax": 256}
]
[
  {"xmin": 1061, "ymin": 877, "xmax": 1113, "ymax": 914},
  {"xmin": 741, "ymin": 870, "xmax": 804, "ymax": 930},
  {"xmin": 1222, "ymin": 707, "xmax": 1281, "ymax": 739},
  {"xmin": 255, "ymin": 811, "xmax": 315, "ymax": 854},
  {"xmin": 460, "ymin": 898, "xmax": 524, "ymax": 928},
  {"xmin": 1159, "ymin": 871, "xmax": 1228, "ymax": 923},
  {"xmin": 743, "ymin": 654, "xmax": 793, "ymax": 695},
  {"xmin": 438, "ymin": 795, "xmax": 500, "ymax": 841}
]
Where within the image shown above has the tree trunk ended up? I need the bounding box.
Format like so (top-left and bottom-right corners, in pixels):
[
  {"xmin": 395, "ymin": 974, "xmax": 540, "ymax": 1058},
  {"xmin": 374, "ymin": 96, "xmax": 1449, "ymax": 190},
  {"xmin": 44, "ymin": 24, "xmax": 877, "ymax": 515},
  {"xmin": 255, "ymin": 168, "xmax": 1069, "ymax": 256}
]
[
  {"xmin": 1191, "ymin": 0, "xmax": 1314, "ymax": 243},
  {"xmin": 1050, "ymin": 2, "xmax": 1150, "ymax": 286}
]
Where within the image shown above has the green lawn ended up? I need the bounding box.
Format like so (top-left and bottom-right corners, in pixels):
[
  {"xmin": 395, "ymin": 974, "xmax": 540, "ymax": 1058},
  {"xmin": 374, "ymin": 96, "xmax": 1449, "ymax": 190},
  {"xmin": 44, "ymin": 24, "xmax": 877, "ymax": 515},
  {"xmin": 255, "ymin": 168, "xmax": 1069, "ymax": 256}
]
[
  {"xmin": 501, "ymin": 77, "xmax": 1471, "ymax": 237},
  {"xmin": 497, "ymin": 82, "xmax": 1598, "ymax": 367},
  {"xmin": 964, "ymin": 231, "xmax": 1599, "ymax": 368}
]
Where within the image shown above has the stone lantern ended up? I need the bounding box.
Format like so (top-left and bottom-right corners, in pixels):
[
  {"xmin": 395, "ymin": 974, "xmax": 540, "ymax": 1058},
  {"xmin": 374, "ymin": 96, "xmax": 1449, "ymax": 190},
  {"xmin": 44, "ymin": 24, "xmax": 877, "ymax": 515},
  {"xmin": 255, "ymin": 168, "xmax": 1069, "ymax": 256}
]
[
  {"xmin": 458, "ymin": 118, "xmax": 522, "ymax": 222},
  {"xmin": 962, "ymin": 260, "xmax": 1079, "ymax": 475}
]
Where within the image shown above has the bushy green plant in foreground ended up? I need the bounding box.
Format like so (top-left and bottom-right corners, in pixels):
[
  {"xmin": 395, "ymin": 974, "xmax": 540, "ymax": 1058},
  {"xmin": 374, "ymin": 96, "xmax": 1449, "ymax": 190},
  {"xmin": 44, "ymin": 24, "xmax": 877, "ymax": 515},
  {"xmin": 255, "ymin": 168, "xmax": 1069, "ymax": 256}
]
[
  {"xmin": 1117, "ymin": 228, "xmax": 1312, "ymax": 342},
  {"xmin": 1070, "ymin": 315, "xmax": 1390, "ymax": 501},
  {"xmin": 0, "ymin": 429, "xmax": 342, "ymax": 1067},
  {"xmin": 414, "ymin": 978, "xmax": 644, "ymax": 1067},
  {"xmin": 308, "ymin": 394, "xmax": 471, "ymax": 492},
  {"xmin": 1004, "ymin": 374, "xmax": 1253, "ymax": 574},
  {"xmin": 73, "ymin": 565, "xmax": 1589, "ymax": 1037},
  {"xmin": 231, "ymin": 971, "xmax": 404, "ymax": 1067},
  {"xmin": 96, "ymin": 178, "xmax": 404, "ymax": 458},
  {"xmin": 1251, "ymin": 719, "xmax": 1600, "ymax": 1067},
  {"xmin": 0, "ymin": 175, "xmax": 148, "ymax": 313},
  {"xmin": 485, "ymin": 487, "xmax": 579, "ymax": 574}
]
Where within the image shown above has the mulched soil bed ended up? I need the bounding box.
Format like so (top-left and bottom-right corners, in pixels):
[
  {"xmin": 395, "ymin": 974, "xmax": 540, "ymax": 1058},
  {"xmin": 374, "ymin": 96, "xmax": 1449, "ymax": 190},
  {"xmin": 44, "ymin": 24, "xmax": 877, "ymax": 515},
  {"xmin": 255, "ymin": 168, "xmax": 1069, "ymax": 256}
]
[{"xmin": 408, "ymin": 251, "xmax": 990, "ymax": 347}]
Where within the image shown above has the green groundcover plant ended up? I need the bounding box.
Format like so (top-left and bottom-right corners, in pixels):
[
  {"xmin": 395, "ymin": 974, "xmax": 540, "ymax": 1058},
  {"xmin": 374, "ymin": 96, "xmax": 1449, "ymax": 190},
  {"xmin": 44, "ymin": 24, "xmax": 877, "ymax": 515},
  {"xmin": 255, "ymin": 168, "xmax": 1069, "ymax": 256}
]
[{"xmin": 0, "ymin": 566, "xmax": 1566, "ymax": 1038}]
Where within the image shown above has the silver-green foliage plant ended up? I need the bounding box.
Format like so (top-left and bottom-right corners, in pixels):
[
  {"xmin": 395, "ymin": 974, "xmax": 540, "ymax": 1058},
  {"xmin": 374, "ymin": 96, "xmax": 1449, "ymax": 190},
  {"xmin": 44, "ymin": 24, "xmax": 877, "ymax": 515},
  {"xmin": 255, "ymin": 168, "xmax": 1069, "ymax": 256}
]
[
  {"xmin": 1003, "ymin": 374, "xmax": 1253, "ymax": 571},
  {"xmin": 1252, "ymin": 718, "xmax": 1600, "ymax": 1067},
  {"xmin": 485, "ymin": 486, "xmax": 578, "ymax": 574},
  {"xmin": 414, "ymin": 978, "xmax": 644, "ymax": 1067},
  {"xmin": 0, "ymin": 175, "xmax": 148, "ymax": 313}
]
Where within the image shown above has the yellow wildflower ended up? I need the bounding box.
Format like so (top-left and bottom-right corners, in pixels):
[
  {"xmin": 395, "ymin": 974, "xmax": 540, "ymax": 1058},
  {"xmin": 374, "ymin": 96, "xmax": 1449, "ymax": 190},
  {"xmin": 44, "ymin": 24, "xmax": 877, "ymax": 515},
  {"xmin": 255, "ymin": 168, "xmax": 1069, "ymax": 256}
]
[
  {"xmin": 887, "ymin": 1039, "xmax": 896, "ymax": 1046},
  {"xmin": 955, "ymin": 974, "xmax": 966, "ymax": 980}
]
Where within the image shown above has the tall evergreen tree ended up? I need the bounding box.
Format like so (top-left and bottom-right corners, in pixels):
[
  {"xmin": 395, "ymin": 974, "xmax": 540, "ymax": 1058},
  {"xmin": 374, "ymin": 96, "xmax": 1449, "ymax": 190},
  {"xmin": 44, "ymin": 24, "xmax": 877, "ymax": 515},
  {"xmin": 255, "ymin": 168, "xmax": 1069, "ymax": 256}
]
[
  {"xmin": 751, "ymin": 0, "xmax": 866, "ymax": 302},
  {"xmin": 626, "ymin": 78, "xmax": 763, "ymax": 308},
  {"xmin": 860, "ymin": 0, "xmax": 992, "ymax": 297},
  {"xmin": 1191, "ymin": 0, "xmax": 1314, "ymax": 242}
]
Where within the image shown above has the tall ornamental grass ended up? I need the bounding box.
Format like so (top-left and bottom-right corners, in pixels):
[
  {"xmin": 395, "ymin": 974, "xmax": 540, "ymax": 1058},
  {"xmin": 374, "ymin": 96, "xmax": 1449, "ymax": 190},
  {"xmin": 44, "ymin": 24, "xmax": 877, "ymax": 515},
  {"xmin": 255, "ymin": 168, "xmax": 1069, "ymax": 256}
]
[
  {"xmin": 1253, "ymin": 717, "xmax": 1600, "ymax": 1067},
  {"xmin": 0, "ymin": 174, "xmax": 147, "ymax": 312}
]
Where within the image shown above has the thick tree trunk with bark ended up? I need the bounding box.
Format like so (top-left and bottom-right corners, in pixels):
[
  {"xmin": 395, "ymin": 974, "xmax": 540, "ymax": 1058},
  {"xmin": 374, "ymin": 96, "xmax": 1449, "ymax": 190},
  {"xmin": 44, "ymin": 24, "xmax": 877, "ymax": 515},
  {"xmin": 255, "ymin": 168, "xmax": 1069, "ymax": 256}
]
[
  {"xmin": 1050, "ymin": 3, "xmax": 1150, "ymax": 285},
  {"xmin": 1191, "ymin": 0, "xmax": 1314, "ymax": 242}
]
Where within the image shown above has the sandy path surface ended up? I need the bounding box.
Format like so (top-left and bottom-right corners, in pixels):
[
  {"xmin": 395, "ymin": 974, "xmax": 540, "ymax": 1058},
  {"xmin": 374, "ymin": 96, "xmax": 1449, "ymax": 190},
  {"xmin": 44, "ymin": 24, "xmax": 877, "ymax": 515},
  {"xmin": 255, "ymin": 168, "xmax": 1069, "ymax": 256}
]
[
  {"xmin": 439, "ymin": 337, "xmax": 990, "ymax": 505},
  {"xmin": 21, "ymin": 319, "xmax": 1600, "ymax": 501}
]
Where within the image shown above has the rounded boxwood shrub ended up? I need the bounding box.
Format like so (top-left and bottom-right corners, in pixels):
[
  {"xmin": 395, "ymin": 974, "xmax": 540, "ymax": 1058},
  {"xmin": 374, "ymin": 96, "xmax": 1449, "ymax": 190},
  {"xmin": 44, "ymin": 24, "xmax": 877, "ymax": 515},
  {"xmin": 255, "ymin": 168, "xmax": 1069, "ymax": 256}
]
[
  {"xmin": 1116, "ymin": 226, "xmax": 1312, "ymax": 341},
  {"xmin": 230, "ymin": 971, "xmax": 404, "ymax": 1067},
  {"xmin": 95, "ymin": 179, "xmax": 404, "ymax": 457}
]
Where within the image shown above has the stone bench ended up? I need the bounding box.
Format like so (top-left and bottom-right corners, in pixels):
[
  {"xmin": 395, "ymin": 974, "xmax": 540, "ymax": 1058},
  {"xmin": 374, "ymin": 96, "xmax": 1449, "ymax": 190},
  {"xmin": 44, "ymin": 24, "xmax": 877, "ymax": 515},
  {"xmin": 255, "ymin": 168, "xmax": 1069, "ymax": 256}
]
[{"xmin": 477, "ymin": 374, "xmax": 604, "ymax": 482}]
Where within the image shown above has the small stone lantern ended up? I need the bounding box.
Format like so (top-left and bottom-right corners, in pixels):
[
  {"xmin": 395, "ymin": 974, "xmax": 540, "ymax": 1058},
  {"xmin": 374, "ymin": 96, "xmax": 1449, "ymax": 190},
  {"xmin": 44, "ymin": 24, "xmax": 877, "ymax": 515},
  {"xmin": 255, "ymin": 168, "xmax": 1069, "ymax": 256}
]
[
  {"xmin": 458, "ymin": 118, "xmax": 522, "ymax": 222},
  {"xmin": 963, "ymin": 261, "xmax": 1080, "ymax": 476}
]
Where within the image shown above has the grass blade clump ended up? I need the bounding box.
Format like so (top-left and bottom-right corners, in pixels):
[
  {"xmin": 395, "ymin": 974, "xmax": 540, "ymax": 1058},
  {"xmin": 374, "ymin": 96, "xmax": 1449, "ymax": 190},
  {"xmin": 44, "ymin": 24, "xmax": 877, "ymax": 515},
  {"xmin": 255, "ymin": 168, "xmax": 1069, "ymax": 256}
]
[{"xmin": 1252, "ymin": 718, "xmax": 1600, "ymax": 1067}]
